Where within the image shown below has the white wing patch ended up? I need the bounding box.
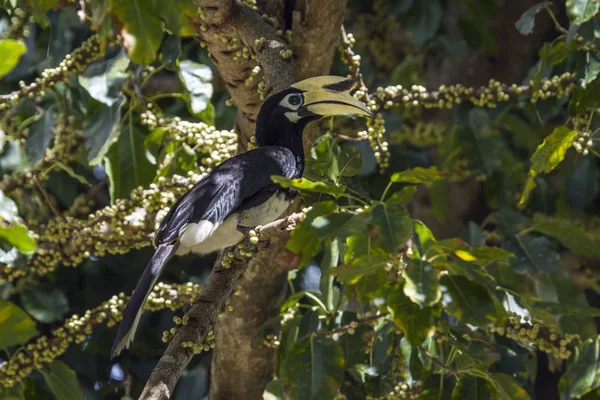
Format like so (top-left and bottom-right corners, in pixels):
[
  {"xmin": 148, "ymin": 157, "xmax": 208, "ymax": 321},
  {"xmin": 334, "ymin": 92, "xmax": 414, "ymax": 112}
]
[{"xmin": 176, "ymin": 215, "xmax": 244, "ymax": 255}]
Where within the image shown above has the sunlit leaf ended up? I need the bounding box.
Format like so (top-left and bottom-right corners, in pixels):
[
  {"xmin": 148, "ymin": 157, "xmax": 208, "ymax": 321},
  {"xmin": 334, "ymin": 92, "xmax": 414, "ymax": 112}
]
[
  {"xmin": 0, "ymin": 39, "xmax": 27, "ymax": 78},
  {"xmin": 387, "ymin": 285, "xmax": 435, "ymax": 346},
  {"xmin": 271, "ymin": 176, "xmax": 345, "ymax": 196},
  {"xmin": 0, "ymin": 299, "xmax": 38, "ymax": 348},
  {"xmin": 312, "ymin": 211, "xmax": 372, "ymax": 238},
  {"xmin": 78, "ymin": 50, "xmax": 129, "ymax": 106},
  {"xmin": 403, "ymin": 259, "xmax": 441, "ymax": 307},
  {"xmin": 519, "ymin": 126, "xmax": 577, "ymax": 207},
  {"xmin": 566, "ymin": 0, "xmax": 600, "ymax": 25},
  {"xmin": 110, "ymin": 0, "xmax": 163, "ymax": 64},
  {"xmin": 0, "ymin": 194, "xmax": 37, "ymax": 253},
  {"xmin": 178, "ymin": 60, "xmax": 213, "ymax": 116},
  {"xmin": 390, "ymin": 166, "xmax": 446, "ymax": 184},
  {"xmin": 28, "ymin": 0, "xmax": 56, "ymax": 27}
]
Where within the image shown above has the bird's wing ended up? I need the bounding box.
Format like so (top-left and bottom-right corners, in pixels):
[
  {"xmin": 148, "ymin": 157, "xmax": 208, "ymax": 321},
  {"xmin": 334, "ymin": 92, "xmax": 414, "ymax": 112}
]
[{"xmin": 154, "ymin": 146, "xmax": 297, "ymax": 246}]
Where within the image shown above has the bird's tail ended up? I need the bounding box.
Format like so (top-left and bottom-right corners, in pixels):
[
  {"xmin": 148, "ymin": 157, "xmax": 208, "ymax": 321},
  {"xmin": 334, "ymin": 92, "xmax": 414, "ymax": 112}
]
[{"xmin": 111, "ymin": 243, "xmax": 176, "ymax": 358}]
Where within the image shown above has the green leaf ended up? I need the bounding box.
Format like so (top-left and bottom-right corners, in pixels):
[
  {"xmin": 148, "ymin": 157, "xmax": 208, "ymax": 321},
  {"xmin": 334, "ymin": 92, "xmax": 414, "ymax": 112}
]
[
  {"xmin": 0, "ymin": 219, "xmax": 37, "ymax": 253},
  {"xmin": 263, "ymin": 379, "xmax": 284, "ymax": 400},
  {"xmin": 0, "ymin": 39, "xmax": 27, "ymax": 78},
  {"xmin": 280, "ymin": 337, "xmax": 344, "ymax": 400},
  {"xmin": 161, "ymin": 35, "xmax": 181, "ymax": 66},
  {"xmin": 41, "ymin": 361, "xmax": 83, "ymax": 400},
  {"xmin": 78, "ymin": 50, "xmax": 129, "ymax": 106},
  {"xmin": 515, "ymin": 2, "xmax": 549, "ymax": 35},
  {"xmin": 110, "ymin": 0, "xmax": 163, "ymax": 65},
  {"xmin": 104, "ymin": 118, "xmax": 156, "ymax": 202},
  {"xmin": 391, "ymin": 185, "xmax": 417, "ymax": 205},
  {"xmin": 403, "ymin": 259, "xmax": 441, "ymax": 307},
  {"xmin": 28, "ymin": 0, "xmax": 56, "ymax": 28},
  {"xmin": 452, "ymin": 376, "xmax": 497, "ymax": 400},
  {"xmin": 519, "ymin": 126, "xmax": 577, "ymax": 207},
  {"xmin": 0, "ymin": 384, "xmax": 24, "ymax": 400},
  {"xmin": 25, "ymin": 109, "xmax": 54, "ymax": 165},
  {"xmin": 565, "ymin": 157, "xmax": 599, "ymax": 209},
  {"xmin": 585, "ymin": 53, "xmax": 600, "ymax": 85},
  {"xmin": 0, "ymin": 298, "xmax": 38, "ymax": 348},
  {"xmin": 151, "ymin": 0, "xmax": 196, "ymax": 36},
  {"xmin": 286, "ymin": 201, "xmax": 335, "ymax": 266},
  {"xmin": 567, "ymin": 0, "xmax": 600, "ymax": 25},
  {"xmin": 338, "ymin": 147, "xmax": 362, "ymax": 177},
  {"xmin": 271, "ymin": 176, "xmax": 345, "ymax": 196},
  {"xmin": 178, "ymin": 60, "xmax": 213, "ymax": 116},
  {"xmin": 286, "ymin": 224, "xmax": 321, "ymax": 267},
  {"xmin": 533, "ymin": 302, "xmax": 600, "ymax": 318},
  {"xmin": 413, "ymin": 220, "xmax": 436, "ymax": 256},
  {"xmin": 311, "ymin": 211, "xmax": 372, "ymax": 238},
  {"xmin": 85, "ymin": 98, "xmax": 126, "ymax": 164},
  {"xmin": 502, "ymin": 235, "xmax": 560, "ymax": 274},
  {"xmin": 387, "ymin": 285, "xmax": 435, "ymax": 346},
  {"xmin": 491, "ymin": 373, "xmax": 532, "ymax": 400},
  {"xmin": 446, "ymin": 259, "xmax": 498, "ymax": 292},
  {"xmin": 21, "ymin": 285, "xmax": 69, "ymax": 323},
  {"xmin": 372, "ymin": 198, "xmax": 412, "ymax": 252},
  {"xmin": 468, "ymin": 108, "xmax": 505, "ymax": 175},
  {"xmin": 157, "ymin": 143, "xmax": 197, "ymax": 177},
  {"xmin": 559, "ymin": 337, "xmax": 600, "ymax": 398},
  {"xmin": 390, "ymin": 166, "xmax": 446, "ymax": 184},
  {"xmin": 531, "ymin": 218, "xmax": 600, "ymax": 257},
  {"xmin": 407, "ymin": 0, "xmax": 442, "ymax": 45},
  {"xmin": 441, "ymin": 275, "xmax": 498, "ymax": 327},
  {"xmin": 335, "ymin": 255, "xmax": 388, "ymax": 283}
]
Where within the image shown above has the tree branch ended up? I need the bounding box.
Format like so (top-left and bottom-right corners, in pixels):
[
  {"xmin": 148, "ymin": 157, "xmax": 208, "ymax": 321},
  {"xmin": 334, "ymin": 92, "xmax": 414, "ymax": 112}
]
[
  {"xmin": 192, "ymin": 0, "xmax": 295, "ymax": 147},
  {"xmin": 139, "ymin": 213, "xmax": 304, "ymax": 400}
]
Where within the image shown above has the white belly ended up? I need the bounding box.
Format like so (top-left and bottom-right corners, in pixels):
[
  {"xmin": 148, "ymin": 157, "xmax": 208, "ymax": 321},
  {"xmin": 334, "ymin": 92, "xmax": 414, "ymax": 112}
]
[
  {"xmin": 237, "ymin": 191, "xmax": 290, "ymax": 227},
  {"xmin": 175, "ymin": 192, "xmax": 289, "ymax": 256}
]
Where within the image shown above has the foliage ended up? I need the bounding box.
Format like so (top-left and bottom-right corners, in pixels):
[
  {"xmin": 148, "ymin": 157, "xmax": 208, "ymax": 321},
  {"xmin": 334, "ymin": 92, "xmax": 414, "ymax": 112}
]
[{"xmin": 0, "ymin": 0, "xmax": 599, "ymax": 399}]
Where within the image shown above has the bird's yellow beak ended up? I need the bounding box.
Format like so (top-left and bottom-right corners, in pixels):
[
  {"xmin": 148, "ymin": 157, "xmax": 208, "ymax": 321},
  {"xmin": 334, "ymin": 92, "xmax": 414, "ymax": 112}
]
[{"xmin": 292, "ymin": 76, "xmax": 372, "ymax": 118}]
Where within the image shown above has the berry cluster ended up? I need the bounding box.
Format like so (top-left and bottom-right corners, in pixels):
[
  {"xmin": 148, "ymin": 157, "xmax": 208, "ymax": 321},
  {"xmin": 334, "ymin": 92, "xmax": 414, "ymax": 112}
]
[
  {"xmin": 490, "ymin": 312, "xmax": 580, "ymax": 359},
  {"xmin": 0, "ymin": 35, "xmax": 106, "ymax": 111},
  {"xmin": 0, "ymin": 281, "xmax": 201, "ymax": 388}
]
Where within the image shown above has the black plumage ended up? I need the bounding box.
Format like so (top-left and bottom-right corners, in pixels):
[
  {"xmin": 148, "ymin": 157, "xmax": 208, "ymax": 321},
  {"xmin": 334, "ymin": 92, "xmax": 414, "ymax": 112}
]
[{"xmin": 154, "ymin": 146, "xmax": 298, "ymax": 246}]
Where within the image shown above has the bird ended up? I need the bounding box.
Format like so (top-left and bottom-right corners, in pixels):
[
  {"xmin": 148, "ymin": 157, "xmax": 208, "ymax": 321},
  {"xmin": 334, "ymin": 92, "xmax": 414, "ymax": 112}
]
[{"xmin": 111, "ymin": 75, "xmax": 372, "ymax": 358}]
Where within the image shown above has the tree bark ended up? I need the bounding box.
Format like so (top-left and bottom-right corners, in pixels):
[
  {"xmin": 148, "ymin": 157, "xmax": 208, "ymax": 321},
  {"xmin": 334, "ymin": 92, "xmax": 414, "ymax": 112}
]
[{"xmin": 209, "ymin": 1, "xmax": 348, "ymax": 399}]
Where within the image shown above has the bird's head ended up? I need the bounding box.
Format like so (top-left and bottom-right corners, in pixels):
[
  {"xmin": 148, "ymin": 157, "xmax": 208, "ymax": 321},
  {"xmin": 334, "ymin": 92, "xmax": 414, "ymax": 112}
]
[{"xmin": 255, "ymin": 76, "xmax": 372, "ymax": 148}]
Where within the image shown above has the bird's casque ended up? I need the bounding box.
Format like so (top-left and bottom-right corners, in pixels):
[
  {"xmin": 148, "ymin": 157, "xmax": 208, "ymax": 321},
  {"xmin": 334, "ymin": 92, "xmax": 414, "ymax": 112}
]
[{"xmin": 111, "ymin": 75, "xmax": 372, "ymax": 358}]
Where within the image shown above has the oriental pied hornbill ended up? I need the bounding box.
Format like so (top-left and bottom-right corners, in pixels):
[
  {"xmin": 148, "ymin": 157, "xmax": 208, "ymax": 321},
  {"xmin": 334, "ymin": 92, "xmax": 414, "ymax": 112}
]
[{"xmin": 111, "ymin": 76, "xmax": 372, "ymax": 358}]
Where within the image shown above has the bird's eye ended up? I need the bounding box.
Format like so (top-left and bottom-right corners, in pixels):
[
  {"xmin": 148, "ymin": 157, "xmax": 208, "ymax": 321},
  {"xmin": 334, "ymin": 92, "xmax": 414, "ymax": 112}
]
[{"xmin": 281, "ymin": 93, "xmax": 303, "ymax": 109}]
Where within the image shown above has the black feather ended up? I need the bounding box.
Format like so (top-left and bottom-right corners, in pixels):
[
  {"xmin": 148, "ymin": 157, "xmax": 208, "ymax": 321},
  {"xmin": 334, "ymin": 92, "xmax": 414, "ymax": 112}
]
[
  {"xmin": 154, "ymin": 146, "xmax": 298, "ymax": 246},
  {"xmin": 111, "ymin": 243, "xmax": 177, "ymax": 358}
]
